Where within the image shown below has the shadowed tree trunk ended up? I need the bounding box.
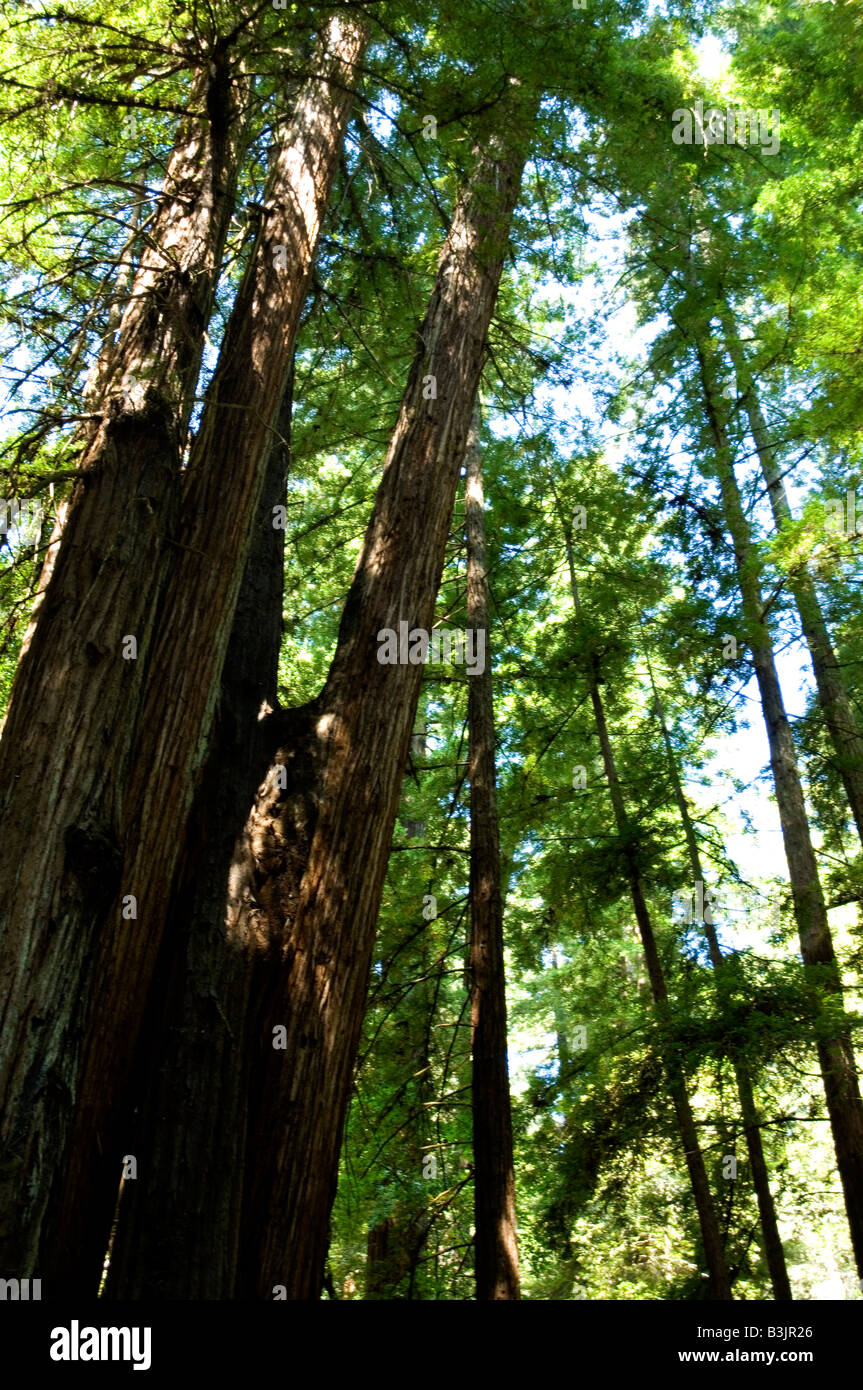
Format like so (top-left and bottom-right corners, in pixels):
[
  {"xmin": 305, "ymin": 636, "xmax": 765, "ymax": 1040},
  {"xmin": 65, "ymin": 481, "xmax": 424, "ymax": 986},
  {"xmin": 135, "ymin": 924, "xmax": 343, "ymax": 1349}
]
[
  {"xmin": 554, "ymin": 493, "xmax": 733, "ymax": 1300},
  {"xmin": 104, "ymin": 381, "xmax": 293, "ymax": 1300},
  {"xmin": 696, "ymin": 332, "xmax": 863, "ymax": 1279},
  {"xmin": 464, "ymin": 407, "xmax": 520, "ymax": 1300},
  {"xmin": 365, "ymin": 1217, "xmax": 408, "ymax": 1298},
  {"xmin": 220, "ymin": 87, "xmax": 536, "ymax": 1300},
  {"xmin": 718, "ymin": 305, "xmax": 863, "ymax": 849},
  {"xmin": 0, "ymin": 51, "xmax": 250, "ymax": 1278},
  {"xmin": 8, "ymin": 15, "xmax": 369, "ymax": 1292},
  {"xmin": 646, "ymin": 656, "xmax": 792, "ymax": 1300},
  {"xmin": 362, "ymin": 717, "xmax": 436, "ymax": 1302}
]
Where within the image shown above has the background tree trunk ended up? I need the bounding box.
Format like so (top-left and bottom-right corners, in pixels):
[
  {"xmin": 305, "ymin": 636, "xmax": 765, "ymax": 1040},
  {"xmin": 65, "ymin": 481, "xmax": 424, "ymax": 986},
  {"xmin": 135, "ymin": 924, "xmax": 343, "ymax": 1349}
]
[
  {"xmin": 557, "ymin": 504, "xmax": 733, "ymax": 1300},
  {"xmin": 697, "ymin": 335, "xmax": 863, "ymax": 1278},
  {"xmin": 465, "ymin": 406, "xmax": 521, "ymax": 1300},
  {"xmin": 647, "ymin": 657, "xmax": 792, "ymax": 1300},
  {"xmin": 719, "ymin": 305, "xmax": 863, "ymax": 849}
]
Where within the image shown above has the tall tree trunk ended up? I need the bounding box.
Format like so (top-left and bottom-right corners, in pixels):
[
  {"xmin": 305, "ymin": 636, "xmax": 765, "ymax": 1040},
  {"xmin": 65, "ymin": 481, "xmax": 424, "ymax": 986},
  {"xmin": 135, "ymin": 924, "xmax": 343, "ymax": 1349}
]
[
  {"xmin": 103, "ymin": 381, "xmax": 293, "ymax": 1300},
  {"xmin": 555, "ymin": 501, "xmax": 733, "ymax": 1299},
  {"xmin": 696, "ymin": 334, "xmax": 863, "ymax": 1278},
  {"xmin": 40, "ymin": 16, "xmax": 369, "ymax": 1295},
  {"xmin": 224, "ymin": 88, "xmax": 536, "ymax": 1300},
  {"xmin": 0, "ymin": 54, "xmax": 249, "ymax": 1278},
  {"xmin": 646, "ymin": 657, "xmax": 792, "ymax": 1300},
  {"xmin": 464, "ymin": 407, "xmax": 520, "ymax": 1300},
  {"xmin": 718, "ymin": 306, "xmax": 863, "ymax": 849}
]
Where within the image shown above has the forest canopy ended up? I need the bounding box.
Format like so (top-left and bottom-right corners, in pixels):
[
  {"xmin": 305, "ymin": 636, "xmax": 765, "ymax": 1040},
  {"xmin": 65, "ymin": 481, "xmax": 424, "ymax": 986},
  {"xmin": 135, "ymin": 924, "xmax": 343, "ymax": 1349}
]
[{"xmin": 0, "ymin": 0, "xmax": 861, "ymax": 1310}]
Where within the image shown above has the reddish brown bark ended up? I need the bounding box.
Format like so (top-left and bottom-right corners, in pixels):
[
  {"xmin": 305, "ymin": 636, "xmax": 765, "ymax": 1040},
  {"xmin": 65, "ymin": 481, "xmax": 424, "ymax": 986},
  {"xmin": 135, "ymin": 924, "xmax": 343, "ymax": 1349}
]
[
  {"xmin": 103, "ymin": 383, "xmax": 293, "ymax": 1300},
  {"xmin": 0, "ymin": 54, "xmax": 248, "ymax": 1278},
  {"xmin": 222, "ymin": 90, "xmax": 536, "ymax": 1300},
  {"xmin": 40, "ymin": 16, "xmax": 369, "ymax": 1295},
  {"xmin": 464, "ymin": 409, "xmax": 520, "ymax": 1300}
]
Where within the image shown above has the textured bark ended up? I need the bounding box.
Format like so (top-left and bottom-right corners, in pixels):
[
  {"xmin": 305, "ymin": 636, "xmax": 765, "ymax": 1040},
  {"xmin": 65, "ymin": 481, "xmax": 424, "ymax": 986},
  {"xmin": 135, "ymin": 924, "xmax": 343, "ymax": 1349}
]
[
  {"xmin": 697, "ymin": 337, "xmax": 863, "ymax": 1277},
  {"xmin": 0, "ymin": 56, "xmax": 248, "ymax": 1279},
  {"xmin": 44, "ymin": 16, "xmax": 368, "ymax": 1294},
  {"xmin": 464, "ymin": 409, "xmax": 520, "ymax": 1300},
  {"xmin": 719, "ymin": 307, "xmax": 863, "ymax": 849},
  {"xmin": 647, "ymin": 660, "xmax": 792, "ymax": 1300},
  {"xmin": 104, "ymin": 383, "xmax": 293, "ymax": 1300},
  {"xmin": 558, "ymin": 514, "xmax": 732, "ymax": 1299},
  {"xmin": 226, "ymin": 92, "xmax": 535, "ymax": 1300}
]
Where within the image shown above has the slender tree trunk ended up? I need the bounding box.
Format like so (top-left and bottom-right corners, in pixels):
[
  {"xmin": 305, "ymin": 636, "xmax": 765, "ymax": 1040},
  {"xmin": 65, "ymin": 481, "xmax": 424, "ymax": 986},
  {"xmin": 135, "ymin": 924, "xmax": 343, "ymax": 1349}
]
[
  {"xmin": 464, "ymin": 407, "xmax": 520, "ymax": 1300},
  {"xmin": 0, "ymin": 56, "xmax": 249, "ymax": 1278},
  {"xmin": 718, "ymin": 306, "xmax": 863, "ymax": 849},
  {"xmin": 646, "ymin": 658, "xmax": 792, "ymax": 1299},
  {"xmin": 556, "ymin": 506, "xmax": 732, "ymax": 1299},
  {"xmin": 103, "ymin": 382, "xmax": 293, "ymax": 1300},
  {"xmin": 222, "ymin": 89, "xmax": 535, "ymax": 1300},
  {"xmin": 590, "ymin": 677, "xmax": 732, "ymax": 1299},
  {"xmin": 549, "ymin": 949, "xmax": 571, "ymax": 1077},
  {"xmin": 41, "ymin": 16, "xmax": 369, "ymax": 1295},
  {"xmin": 696, "ymin": 336, "xmax": 863, "ymax": 1278}
]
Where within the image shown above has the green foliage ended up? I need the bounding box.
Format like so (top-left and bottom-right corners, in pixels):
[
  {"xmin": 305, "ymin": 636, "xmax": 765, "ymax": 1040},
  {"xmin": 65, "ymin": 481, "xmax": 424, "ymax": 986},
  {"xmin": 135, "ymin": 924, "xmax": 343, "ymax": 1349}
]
[{"xmin": 2, "ymin": 0, "xmax": 861, "ymax": 1300}]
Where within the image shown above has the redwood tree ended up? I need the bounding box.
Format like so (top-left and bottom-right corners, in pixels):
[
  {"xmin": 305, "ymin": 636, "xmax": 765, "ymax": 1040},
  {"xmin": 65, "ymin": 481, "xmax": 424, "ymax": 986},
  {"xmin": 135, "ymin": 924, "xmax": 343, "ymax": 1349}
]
[
  {"xmin": 554, "ymin": 492, "xmax": 733, "ymax": 1301},
  {"xmin": 465, "ymin": 408, "xmax": 521, "ymax": 1300},
  {"xmin": 0, "ymin": 45, "xmax": 249, "ymax": 1278},
  {"xmin": 718, "ymin": 304, "xmax": 863, "ymax": 850},
  {"xmin": 696, "ymin": 328, "xmax": 863, "ymax": 1279},
  {"xmin": 225, "ymin": 85, "xmax": 537, "ymax": 1299},
  {"xmin": 647, "ymin": 659, "xmax": 792, "ymax": 1300},
  {"xmin": 104, "ymin": 383, "xmax": 293, "ymax": 1300},
  {"xmin": 0, "ymin": 11, "xmax": 368, "ymax": 1286}
]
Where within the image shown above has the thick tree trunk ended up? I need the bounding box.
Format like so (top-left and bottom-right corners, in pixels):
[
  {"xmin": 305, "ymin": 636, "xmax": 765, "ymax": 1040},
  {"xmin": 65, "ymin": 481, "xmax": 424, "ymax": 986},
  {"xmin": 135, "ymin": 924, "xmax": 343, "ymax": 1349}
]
[
  {"xmin": 646, "ymin": 660, "xmax": 792, "ymax": 1300},
  {"xmin": 557, "ymin": 511, "xmax": 732, "ymax": 1299},
  {"xmin": 41, "ymin": 16, "xmax": 369, "ymax": 1295},
  {"xmin": 718, "ymin": 307, "xmax": 863, "ymax": 849},
  {"xmin": 224, "ymin": 90, "xmax": 535, "ymax": 1300},
  {"xmin": 0, "ymin": 56, "xmax": 249, "ymax": 1278},
  {"xmin": 464, "ymin": 409, "xmax": 520, "ymax": 1300},
  {"xmin": 696, "ymin": 337, "xmax": 863, "ymax": 1278},
  {"xmin": 103, "ymin": 383, "xmax": 293, "ymax": 1300}
]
